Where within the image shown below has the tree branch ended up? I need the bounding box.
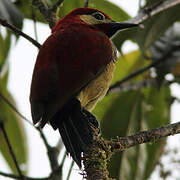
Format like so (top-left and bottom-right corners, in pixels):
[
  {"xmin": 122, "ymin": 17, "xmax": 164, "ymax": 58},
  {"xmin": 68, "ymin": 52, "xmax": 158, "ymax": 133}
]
[
  {"xmin": 0, "ymin": 18, "xmax": 41, "ymax": 49},
  {"xmin": 32, "ymin": 0, "xmax": 64, "ymax": 28},
  {"xmin": 108, "ymin": 38, "xmax": 180, "ymax": 94},
  {"xmin": 51, "ymin": 0, "xmax": 64, "ymax": 12},
  {"xmin": 109, "ymin": 121, "xmax": 180, "ymax": 152},
  {"xmin": 108, "ymin": 57, "xmax": 163, "ymax": 94},
  {"xmin": 84, "ymin": 121, "xmax": 180, "ymax": 179},
  {"xmin": 126, "ymin": 0, "xmax": 180, "ymax": 24},
  {"xmin": 109, "ymin": 79, "xmax": 155, "ymax": 93},
  {"xmin": 38, "ymin": 127, "xmax": 60, "ymax": 172},
  {"xmin": 0, "ymin": 171, "xmax": 51, "ymax": 180},
  {"xmin": 0, "ymin": 91, "xmax": 34, "ymax": 127},
  {"xmin": 0, "ymin": 91, "xmax": 60, "ymax": 174},
  {"xmin": 108, "ymin": 79, "xmax": 175, "ymax": 94},
  {"xmin": 0, "ymin": 123, "xmax": 24, "ymax": 178},
  {"xmin": 66, "ymin": 161, "xmax": 74, "ymax": 180},
  {"xmin": 32, "ymin": 0, "xmax": 56, "ymax": 28}
]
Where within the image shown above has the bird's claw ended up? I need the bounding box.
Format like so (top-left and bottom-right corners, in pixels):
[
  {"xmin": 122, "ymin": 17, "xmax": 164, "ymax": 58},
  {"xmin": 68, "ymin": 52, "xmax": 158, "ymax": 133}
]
[{"xmin": 82, "ymin": 108, "xmax": 100, "ymax": 134}]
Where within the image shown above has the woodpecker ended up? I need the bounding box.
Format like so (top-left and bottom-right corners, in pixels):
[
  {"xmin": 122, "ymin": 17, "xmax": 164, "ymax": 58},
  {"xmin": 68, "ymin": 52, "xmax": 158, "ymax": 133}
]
[{"xmin": 30, "ymin": 7, "xmax": 137, "ymax": 167}]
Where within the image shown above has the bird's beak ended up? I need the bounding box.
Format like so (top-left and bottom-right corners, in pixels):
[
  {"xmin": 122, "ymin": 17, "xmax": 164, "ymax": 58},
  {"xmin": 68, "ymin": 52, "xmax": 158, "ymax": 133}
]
[{"xmin": 106, "ymin": 22, "xmax": 138, "ymax": 38}]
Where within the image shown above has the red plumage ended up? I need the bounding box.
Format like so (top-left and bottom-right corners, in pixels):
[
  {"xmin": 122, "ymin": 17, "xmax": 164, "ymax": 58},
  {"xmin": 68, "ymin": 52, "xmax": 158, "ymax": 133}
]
[{"xmin": 30, "ymin": 7, "xmax": 137, "ymax": 167}]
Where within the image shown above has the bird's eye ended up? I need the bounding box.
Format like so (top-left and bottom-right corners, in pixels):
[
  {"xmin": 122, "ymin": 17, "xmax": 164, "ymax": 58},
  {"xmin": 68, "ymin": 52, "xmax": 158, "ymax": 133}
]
[{"xmin": 92, "ymin": 12, "xmax": 105, "ymax": 21}]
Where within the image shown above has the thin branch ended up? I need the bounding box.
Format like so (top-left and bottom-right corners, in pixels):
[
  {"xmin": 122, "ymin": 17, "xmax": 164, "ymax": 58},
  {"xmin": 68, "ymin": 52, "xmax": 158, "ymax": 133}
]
[
  {"xmin": 126, "ymin": 0, "xmax": 180, "ymax": 24},
  {"xmin": 32, "ymin": 7, "xmax": 39, "ymax": 42},
  {"xmin": 66, "ymin": 161, "xmax": 74, "ymax": 180},
  {"xmin": 0, "ymin": 91, "xmax": 60, "ymax": 172},
  {"xmin": 84, "ymin": 121, "xmax": 180, "ymax": 179},
  {"xmin": 109, "ymin": 79, "xmax": 155, "ymax": 93},
  {"xmin": 0, "ymin": 18, "xmax": 41, "ymax": 49},
  {"xmin": 51, "ymin": 0, "xmax": 64, "ymax": 12},
  {"xmin": 0, "ymin": 171, "xmax": 20, "ymax": 180},
  {"xmin": 60, "ymin": 151, "xmax": 67, "ymax": 167},
  {"xmin": 38, "ymin": 127, "xmax": 59, "ymax": 171},
  {"xmin": 109, "ymin": 121, "xmax": 180, "ymax": 152},
  {"xmin": 84, "ymin": 0, "xmax": 89, "ymax": 7},
  {"xmin": 0, "ymin": 171, "xmax": 50, "ymax": 180},
  {"xmin": 0, "ymin": 91, "xmax": 34, "ymax": 127},
  {"xmin": 0, "ymin": 123, "xmax": 23, "ymax": 178},
  {"xmin": 108, "ymin": 79, "xmax": 176, "ymax": 94},
  {"xmin": 108, "ymin": 58, "xmax": 164, "ymax": 93},
  {"xmin": 33, "ymin": 0, "xmax": 56, "ymax": 28},
  {"xmin": 108, "ymin": 39, "xmax": 180, "ymax": 94}
]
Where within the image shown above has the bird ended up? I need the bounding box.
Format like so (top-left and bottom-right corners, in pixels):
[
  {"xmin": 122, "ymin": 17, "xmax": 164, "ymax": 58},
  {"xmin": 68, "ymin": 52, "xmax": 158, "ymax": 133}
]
[{"xmin": 30, "ymin": 7, "xmax": 137, "ymax": 168}]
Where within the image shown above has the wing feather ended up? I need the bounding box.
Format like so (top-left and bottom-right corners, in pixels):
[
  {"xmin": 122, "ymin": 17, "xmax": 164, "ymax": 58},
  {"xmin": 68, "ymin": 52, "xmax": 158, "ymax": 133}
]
[{"xmin": 30, "ymin": 24, "xmax": 113, "ymax": 125}]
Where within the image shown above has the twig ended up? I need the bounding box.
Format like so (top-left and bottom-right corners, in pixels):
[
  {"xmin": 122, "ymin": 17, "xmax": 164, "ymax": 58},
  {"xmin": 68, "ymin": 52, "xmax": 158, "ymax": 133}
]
[
  {"xmin": 108, "ymin": 40, "xmax": 180, "ymax": 93},
  {"xmin": 0, "ymin": 171, "xmax": 20, "ymax": 180},
  {"xmin": 108, "ymin": 58, "xmax": 163, "ymax": 93},
  {"xmin": 0, "ymin": 91, "xmax": 60, "ymax": 172},
  {"xmin": 0, "ymin": 171, "xmax": 50, "ymax": 180},
  {"xmin": 0, "ymin": 18, "xmax": 41, "ymax": 49},
  {"xmin": 60, "ymin": 151, "xmax": 67, "ymax": 167},
  {"xmin": 108, "ymin": 79, "xmax": 176, "ymax": 94},
  {"xmin": 32, "ymin": 7, "xmax": 39, "ymax": 42},
  {"xmin": 109, "ymin": 79, "xmax": 155, "ymax": 93},
  {"xmin": 33, "ymin": 0, "xmax": 56, "ymax": 28},
  {"xmin": 0, "ymin": 91, "xmax": 34, "ymax": 127},
  {"xmin": 126, "ymin": 0, "xmax": 180, "ymax": 24},
  {"xmin": 109, "ymin": 121, "xmax": 180, "ymax": 152},
  {"xmin": 84, "ymin": 0, "xmax": 89, "ymax": 7},
  {"xmin": 38, "ymin": 127, "xmax": 59, "ymax": 171},
  {"xmin": 0, "ymin": 123, "xmax": 23, "ymax": 178},
  {"xmin": 51, "ymin": 0, "xmax": 64, "ymax": 12},
  {"xmin": 66, "ymin": 161, "xmax": 74, "ymax": 180}
]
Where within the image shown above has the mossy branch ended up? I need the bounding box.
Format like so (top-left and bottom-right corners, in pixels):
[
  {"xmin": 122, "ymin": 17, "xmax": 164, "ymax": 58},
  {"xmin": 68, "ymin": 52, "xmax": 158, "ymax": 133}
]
[{"xmin": 83, "ymin": 121, "xmax": 180, "ymax": 179}]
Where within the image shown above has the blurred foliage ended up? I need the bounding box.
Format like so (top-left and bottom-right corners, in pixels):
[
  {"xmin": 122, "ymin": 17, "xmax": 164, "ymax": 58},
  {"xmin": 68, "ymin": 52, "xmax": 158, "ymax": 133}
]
[
  {"xmin": 149, "ymin": 23, "xmax": 180, "ymax": 84},
  {"xmin": 0, "ymin": 0, "xmax": 180, "ymax": 179}
]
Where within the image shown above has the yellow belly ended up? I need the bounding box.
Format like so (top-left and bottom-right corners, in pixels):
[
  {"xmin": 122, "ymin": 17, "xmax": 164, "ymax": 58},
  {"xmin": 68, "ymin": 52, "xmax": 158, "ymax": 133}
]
[{"xmin": 77, "ymin": 60, "xmax": 116, "ymax": 111}]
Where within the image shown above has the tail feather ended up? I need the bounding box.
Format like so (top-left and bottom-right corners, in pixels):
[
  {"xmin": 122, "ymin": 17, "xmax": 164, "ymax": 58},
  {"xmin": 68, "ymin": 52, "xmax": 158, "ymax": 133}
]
[
  {"xmin": 59, "ymin": 121, "xmax": 83, "ymax": 167},
  {"xmin": 51, "ymin": 98, "xmax": 95, "ymax": 168}
]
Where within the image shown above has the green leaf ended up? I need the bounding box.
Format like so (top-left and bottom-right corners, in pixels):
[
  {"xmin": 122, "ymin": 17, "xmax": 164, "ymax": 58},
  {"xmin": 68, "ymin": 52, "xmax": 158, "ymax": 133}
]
[
  {"xmin": 142, "ymin": 87, "xmax": 171, "ymax": 179},
  {"xmin": 57, "ymin": 0, "xmax": 83, "ymax": 19},
  {"xmin": 0, "ymin": 0, "xmax": 23, "ymax": 30},
  {"xmin": 136, "ymin": 4, "xmax": 180, "ymax": 51},
  {"xmin": 57, "ymin": 0, "xmax": 130, "ymax": 21},
  {"xmin": 0, "ymin": 89, "xmax": 27, "ymax": 175},
  {"xmin": 112, "ymin": 50, "xmax": 149, "ymax": 84},
  {"xmin": 101, "ymin": 90, "xmax": 143, "ymax": 178},
  {"xmin": 89, "ymin": 0, "xmax": 130, "ymax": 22},
  {"xmin": 16, "ymin": 0, "xmax": 129, "ymax": 25},
  {"xmin": 93, "ymin": 50, "xmax": 149, "ymax": 120},
  {"xmin": 97, "ymin": 85, "xmax": 170, "ymax": 179},
  {"xmin": 15, "ymin": 0, "xmax": 45, "ymax": 23},
  {"xmin": 93, "ymin": 93, "xmax": 118, "ymax": 120},
  {"xmin": 113, "ymin": 3, "xmax": 180, "ymax": 52},
  {"xmin": 0, "ymin": 30, "xmax": 11, "ymax": 76}
]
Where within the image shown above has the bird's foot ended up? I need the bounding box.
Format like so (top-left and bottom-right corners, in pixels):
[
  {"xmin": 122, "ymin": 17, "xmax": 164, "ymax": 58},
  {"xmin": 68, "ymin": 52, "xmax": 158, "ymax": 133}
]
[{"xmin": 82, "ymin": 108, "xmax": 100, "ymax": 134}]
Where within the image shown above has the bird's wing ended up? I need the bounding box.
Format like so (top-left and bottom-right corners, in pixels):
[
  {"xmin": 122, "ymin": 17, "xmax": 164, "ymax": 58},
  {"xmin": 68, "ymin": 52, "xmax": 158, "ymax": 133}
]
[{"xmin": 30, "ymin": 24, "xmax": 113, "ymax": 125}]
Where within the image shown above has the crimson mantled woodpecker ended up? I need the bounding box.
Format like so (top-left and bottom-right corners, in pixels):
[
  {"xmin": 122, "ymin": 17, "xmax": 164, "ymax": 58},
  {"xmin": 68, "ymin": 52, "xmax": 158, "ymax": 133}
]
[{"xmin": 30, "ymin": 7, "xmax": 137, "ymax": 167}]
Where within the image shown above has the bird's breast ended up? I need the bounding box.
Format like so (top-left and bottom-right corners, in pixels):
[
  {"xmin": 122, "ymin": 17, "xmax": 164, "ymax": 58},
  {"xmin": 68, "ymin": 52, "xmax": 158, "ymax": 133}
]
[{"xmin": 77, "ymin": 44, "xmax": 117, "ymax": 111}]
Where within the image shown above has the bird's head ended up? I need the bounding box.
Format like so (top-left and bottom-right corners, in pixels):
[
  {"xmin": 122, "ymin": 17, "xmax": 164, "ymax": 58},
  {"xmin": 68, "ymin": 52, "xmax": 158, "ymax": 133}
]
[{"xmin": 52, "ymin": 8, "xmax": 138, "ymax": 38}]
